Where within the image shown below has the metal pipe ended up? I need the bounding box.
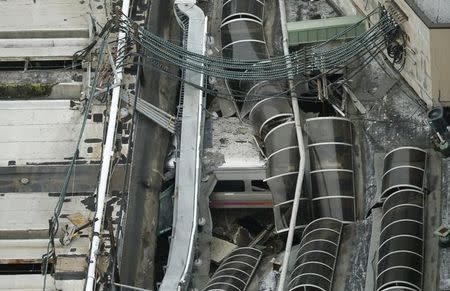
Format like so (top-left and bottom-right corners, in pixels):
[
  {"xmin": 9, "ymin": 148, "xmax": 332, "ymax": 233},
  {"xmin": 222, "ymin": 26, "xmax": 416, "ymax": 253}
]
[
  {"xmin": 277, "ymin": 0, "xmax": 307, "ymax": 290},
  {"xmin": 114, "ymin": 282, "xmax": 152, "ymax": 291},
  {"xmin": 84, "ymin": 0, "xmax": 130, "ymax": 290}
]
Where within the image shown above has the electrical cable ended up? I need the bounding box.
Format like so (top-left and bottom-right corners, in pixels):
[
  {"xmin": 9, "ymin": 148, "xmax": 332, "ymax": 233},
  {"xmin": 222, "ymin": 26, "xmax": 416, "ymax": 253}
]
[
  {"xmin": 108, "ymin": 7, "xmax": 398, "ymax": 81},
  {"xmin": 42, "ymin": 31, "xmax": 110, "ymax": 291}
]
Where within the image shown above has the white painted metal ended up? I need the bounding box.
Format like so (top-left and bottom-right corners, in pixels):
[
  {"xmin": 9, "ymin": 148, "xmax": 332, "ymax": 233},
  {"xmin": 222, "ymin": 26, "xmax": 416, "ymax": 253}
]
[
  {"xmin": 84, "ymin": 0, "xmax": 130, "ymax": 289},
  {"xmin": 120, "ymin": 94, "xmax": 176, "ymax": 133},
  {"xmin": 277, "ymin": 0, "xmax": 307, "ymax": 289},
  {"xmin": 159, "ymin": 3, "xmax": 207, "ymax": 290}
]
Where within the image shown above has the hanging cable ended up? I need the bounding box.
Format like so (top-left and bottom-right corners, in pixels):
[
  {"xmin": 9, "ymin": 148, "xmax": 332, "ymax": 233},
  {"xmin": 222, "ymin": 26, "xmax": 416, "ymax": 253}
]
[
  {"xmin": 42, "ymin": 32, "xmax": 110, "ymax": 291},
  {"xmin": 108, "ymin": 7, "xmax": 399, "ymax": 81}
]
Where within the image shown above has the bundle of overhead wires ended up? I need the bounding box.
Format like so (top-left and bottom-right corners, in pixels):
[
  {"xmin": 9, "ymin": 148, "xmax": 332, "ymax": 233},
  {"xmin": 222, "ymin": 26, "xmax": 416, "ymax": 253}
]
[{"xmin": 113, "ymin": 7, "xmax": 398, "ymax": 81}]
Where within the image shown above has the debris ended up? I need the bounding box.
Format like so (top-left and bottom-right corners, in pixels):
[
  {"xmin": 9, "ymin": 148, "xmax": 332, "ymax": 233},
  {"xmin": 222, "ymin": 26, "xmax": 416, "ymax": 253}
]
[{"xmin": 210, "ymin": 237, "xmax": 238, "ymax": 264}]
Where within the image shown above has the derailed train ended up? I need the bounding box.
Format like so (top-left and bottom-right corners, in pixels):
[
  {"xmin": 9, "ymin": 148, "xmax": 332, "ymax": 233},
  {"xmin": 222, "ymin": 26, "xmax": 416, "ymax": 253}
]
[{"xmin": 203, "ymin": 1, "xmax": 428, "ymax": 291}]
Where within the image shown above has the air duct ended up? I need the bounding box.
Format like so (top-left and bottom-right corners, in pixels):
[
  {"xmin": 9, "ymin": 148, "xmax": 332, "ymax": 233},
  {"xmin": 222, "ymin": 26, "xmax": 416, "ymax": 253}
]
[
  {"xmin": 376, "ymin": 189, "xmax": 425, "ymax": 291},
  {"xmin": 249, "ymin": 98, "xmax": 312, "ymax": 233},
  {"xmin": 381, "ymin": 147, "xmax": 427, "ymax": 198},
  {"xmin": 288, "ymin": 218, "xmax": 343, "ymax": 291},
  {"xmin": 220, "ymin": 0, "xmax": 311, "ymax": 233},
  {"xmin": 203, "ymin": 247, "xmax": 262, "ymax": 291},
  {"xmin": 306, "ymin": 117, "xmax": 356, "ymax": 222}
]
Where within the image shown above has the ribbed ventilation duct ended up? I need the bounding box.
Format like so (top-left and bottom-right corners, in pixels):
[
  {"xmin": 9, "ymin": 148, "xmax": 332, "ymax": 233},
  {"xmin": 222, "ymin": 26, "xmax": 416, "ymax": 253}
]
[
  {"xmin": 288, "ymin": 218, "xmax": 343, "ymax": 291},
  {"xmin": 381, "ymin": 147, "xmax": 427, "ymax": 198},
  {"xmin": 305, "ymin": 117, "xmax": 356, "ymax": 222},
  {"xmin": 222, "ymin": 0, "xmax": 264, "ymax": 23},
  {"xmin": 220, "ymin": 0, "xmax": 270, "ymax": 117},
  {"xmin": 376, "ymin": 189, "xmax": 424, "ymax": 291},
  {"xmin": 203, "ymin": 247, "xmax": 262, "ymax": 291},
  {"xmin": 249, "ymin": 98, "xmax": 311, "ymax": 233},
  {"xmin": 375, "ymin": 147, "xmax": 427, "ymax": 291},
  {"xmin": 220, "ymin": 0, "xmax": 311, "ymax": 233}
]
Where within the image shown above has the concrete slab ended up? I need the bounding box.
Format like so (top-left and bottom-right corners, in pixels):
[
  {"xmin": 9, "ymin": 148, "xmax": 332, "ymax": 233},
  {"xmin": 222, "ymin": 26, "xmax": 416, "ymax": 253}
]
[
  {"xmin": 333, "ymin": 223, "xmax": 356, "ymax": 291},
  {"xmin": 0, "ymin": 238, "xmax": 89, "ymax": 262},
  {"xmin": 0, "ymin": 0, "xmax": 109, "ymax": 60},
  {"xmin": 0, "ymin": 192, "xmax": 92, "ymax": 233},
  {"xmin": 0, "ymin": 46, "xmax": 90, "ymax": 61},
  {"xmin": 0, "ymin": 274, "xmax": 84, "ymax": 290},
  {"xmin": 364, "ymin": 209, "xmax": 382, "ymax": 291},
  {"xmin": 0, "ymin": 164, "xmax": 126, "ymax": 194},
  {"xmin": 440, "ymin": 158, "xmax": 450, "ymax": 290},
  {"xmin": 210, "ymin": 236, "xmax": 238, "ymax": 263},
  {"xmin": 0, "ymin": 100, "xmax": 105, "ymax": 166},
  {"xmin": 0, "ymin": 0, "xmax": 92, "ymax": 37}
]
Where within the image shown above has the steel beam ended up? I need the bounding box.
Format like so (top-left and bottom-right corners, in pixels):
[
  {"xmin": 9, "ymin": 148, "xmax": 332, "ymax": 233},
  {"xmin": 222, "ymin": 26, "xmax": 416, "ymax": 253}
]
[{"xmin": 158, "ymin": 2, "xmax": 207, "ymax": 290}]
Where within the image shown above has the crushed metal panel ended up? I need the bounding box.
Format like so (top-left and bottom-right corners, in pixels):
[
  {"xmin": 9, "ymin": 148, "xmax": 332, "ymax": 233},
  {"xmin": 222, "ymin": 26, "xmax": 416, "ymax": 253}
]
[{"xmin": 204, "ymin": 117, "xmax": 265, "ymax": 170}]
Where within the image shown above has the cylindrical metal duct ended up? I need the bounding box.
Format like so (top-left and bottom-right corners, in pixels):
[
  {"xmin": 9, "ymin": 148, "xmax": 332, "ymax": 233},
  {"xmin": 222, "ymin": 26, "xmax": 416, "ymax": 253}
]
[
  {"xmin": 306, "ymin": 117, "xmax": 356, "ymax": 222},
  {"xmin": 376, "ymin": 189, "xmax": 424, "ymax": 291},
  {"xmin": 220, "ymin": 0, "xmax": 311, "ymax": 234},
  {"xmin": 249, "ymin": 97, "xmax": 293, "ymax": 138},
  {"xmin": 221, "ymin": 0, "xmax": 269, "ymax": 115},
  {"xmin": 249, "ymin": 98, "xmax": 311, "ymax": 233},
  {"xmin": 222, "ymin": 0, "xmax": 265, "ymax": 24},
  {"xmin": 381, "ymin": 147, "xmax": 427, "ymax": 198},
  {"xmin": 288, "ymin": 218, "xmax": 343, "ymax": 291},
  {"xmin": 203, "ymin": 247, "xmax": 262, "ymax": 291}
]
